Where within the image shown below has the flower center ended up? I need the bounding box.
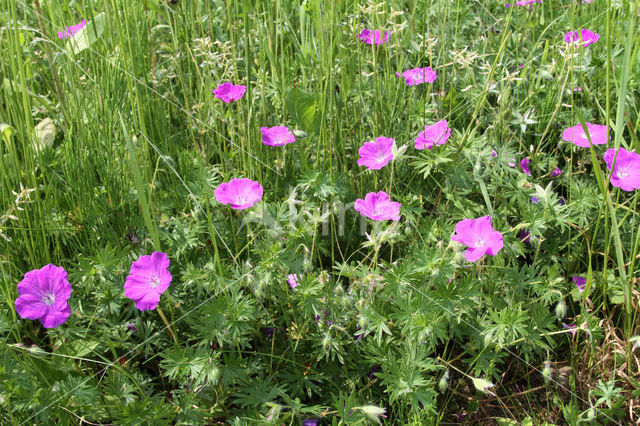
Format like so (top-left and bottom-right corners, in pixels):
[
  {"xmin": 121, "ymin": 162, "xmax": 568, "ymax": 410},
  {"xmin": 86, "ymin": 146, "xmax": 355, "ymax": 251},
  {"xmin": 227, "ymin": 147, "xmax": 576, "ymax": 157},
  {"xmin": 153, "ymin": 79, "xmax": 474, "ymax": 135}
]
[
  {"xmin": 42, "ymin": 292, "xmax": 56, "ymax": 306},
  {"xmin": 617, "ymin": 167, "xmax": 629, "ymax": 178},
  {"xmin": 473, "ymin": 238, "xmax": 486, "ymax": 248},
  {"xmin": 235, "ymin": 193, "xmax": 248, "ymax": 205},
  {"xmin": 149, "ymin": 275, "xmax": 161, "ymax": 288}
]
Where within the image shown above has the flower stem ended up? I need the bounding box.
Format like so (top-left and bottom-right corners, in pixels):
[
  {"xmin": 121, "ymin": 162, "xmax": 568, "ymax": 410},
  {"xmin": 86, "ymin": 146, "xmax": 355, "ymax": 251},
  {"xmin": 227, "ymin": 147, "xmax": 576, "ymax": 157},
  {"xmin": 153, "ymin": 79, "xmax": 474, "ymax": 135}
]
[{"xmin": 156, "ymin": 307, "xmax": 177, "ymax": 343}]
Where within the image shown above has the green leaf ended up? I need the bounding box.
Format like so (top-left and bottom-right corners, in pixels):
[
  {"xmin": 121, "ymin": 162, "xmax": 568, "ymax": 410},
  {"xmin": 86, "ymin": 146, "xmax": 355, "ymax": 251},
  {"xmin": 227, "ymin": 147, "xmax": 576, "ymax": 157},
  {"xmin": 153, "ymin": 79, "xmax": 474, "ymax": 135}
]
[
  {"xmin": 0, "ymin": 123, "xmax": 14, "ymax": 144},
  {"xmin": 285, "ymin": 87, "xmax": 320, "ymax": 135},
  {"xmin": 67, "ymin": 339, "xmax": 100, "ymax": 358},
  {"xmin": 34, "ymin": 118, "xmax": 56, "ymax": 150},
  {"xmin": 66, "ymin": 13, "xmax": 106, "ymax": 55}
]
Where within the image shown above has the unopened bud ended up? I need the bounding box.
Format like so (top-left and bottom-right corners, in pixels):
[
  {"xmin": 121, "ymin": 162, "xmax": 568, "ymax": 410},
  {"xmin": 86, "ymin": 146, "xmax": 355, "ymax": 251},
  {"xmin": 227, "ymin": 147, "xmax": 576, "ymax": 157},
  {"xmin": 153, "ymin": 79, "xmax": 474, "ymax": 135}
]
[
  {"xmin": 542, "ymin": 361, "xmax": 552, "ymax": 383},
  {"xmin": 438, "ymin": 370, "xmax": 450, "ymax": 393},
  {"xmin": 322, "ymin": 334, "xmax": 332, "ymax": 351},
  {"xmin": 555, "ymin": 300, "xmax": 566, "ymax": 320}
]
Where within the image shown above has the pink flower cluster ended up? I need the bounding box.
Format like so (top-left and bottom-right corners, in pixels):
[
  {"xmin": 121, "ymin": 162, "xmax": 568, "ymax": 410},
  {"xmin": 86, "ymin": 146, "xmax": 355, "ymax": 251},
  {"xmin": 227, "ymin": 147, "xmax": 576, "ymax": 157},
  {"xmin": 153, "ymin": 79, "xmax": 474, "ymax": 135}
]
[
  {"xmin": 564, "ymin": 29, "xmax": 600, "ymax": 48},
  {"xmin": 15, "ymin": 252, "xmax": 175, "ymax": 328},
  {"xmin": 358, "ymin": 29, "xmax": 389, "ymax": 45}
]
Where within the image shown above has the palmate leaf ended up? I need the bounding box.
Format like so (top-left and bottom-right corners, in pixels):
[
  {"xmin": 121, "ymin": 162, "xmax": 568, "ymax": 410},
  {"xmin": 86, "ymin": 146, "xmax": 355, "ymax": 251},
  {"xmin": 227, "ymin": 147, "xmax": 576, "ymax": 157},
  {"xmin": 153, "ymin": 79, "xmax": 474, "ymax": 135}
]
[{"xmin": 234, "ymin": 376, "xmax": 282, "ymax": 409}]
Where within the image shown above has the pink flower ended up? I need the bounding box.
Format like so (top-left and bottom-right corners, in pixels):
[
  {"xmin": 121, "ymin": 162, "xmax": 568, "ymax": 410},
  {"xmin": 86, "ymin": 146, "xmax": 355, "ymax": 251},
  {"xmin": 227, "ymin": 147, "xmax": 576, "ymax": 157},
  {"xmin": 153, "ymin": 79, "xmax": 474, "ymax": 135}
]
[
  {"xmin": 287, "ymin": 274, "xmax": 300, "ymax": 289},
  {"xmin": 506, "ymin": 0, "xmax": 542, "ymax": 7},
  {"xmin": 573, "ymin": 276, "xmax": 586, "ymax": 292},
  {"xmin": 564, "ymin": 29, "xmax": 600, "ymax": 47},
  {"xmin": 354, "ymin": 191, "xmax": 401, "ymax": 221},
  {"xmin": 396, "ymin": 67, "xmax": 437, "ymax": 86},
  {"xmin": 357, "ymin": 137, "xmax": 394, "ymax": 170},
  {"xmin": 563, "ymin": 323, "xmax": 578, "ymax": 335},
  {"xmin": 358, "ymin": 29, "xmax": 389, "ymax": 45},
  {"xmin": 15, "ymin": 265, "xmax": 72, "ymax": 328},
  {"xmin": 124, "ymin": 252, "xmax": 172, "ymax": 311},
  {"xmin": 261, "ymin": 126, "xmax": 296, "ymax": 147},
  {"xmin": 58, "ymin": 19, "xmax": 87, "ymax": 39},
  {"xmin": 603, "ymin": 147, "xmax": 640, "ymax": 192},
  {"xmin": 451, "ymin": 215, "xmax": 504, "ymax": 262},
  {"xmin": 520, "ymin": 158, "xmax": 531, "ymax": 175},
  {"xmin": 212, "ymin": 82, "xmax": 246, "ymax": 103},
  {"xmin": 562, "ymin": 123, "xmax": 608, "ymax": 148},
  {"xmin": 415, "ymin": 120, "xmax": 451, "ymax": 150},
  {"xmin": 214, "ymin": 178, "xmax": 263, "ymax": 209},
  {"xmin": 550, "ymin": 167, "xmax": 562, "ymax": 177}
]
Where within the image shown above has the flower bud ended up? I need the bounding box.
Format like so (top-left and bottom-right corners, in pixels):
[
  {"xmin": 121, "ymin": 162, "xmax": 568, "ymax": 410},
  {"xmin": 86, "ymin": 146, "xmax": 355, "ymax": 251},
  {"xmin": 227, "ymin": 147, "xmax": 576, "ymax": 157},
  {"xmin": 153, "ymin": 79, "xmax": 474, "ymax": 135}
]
[
  {"xmin": 322, "ymin": 334, "xmax": 332, "ymax": 351},
  {"xmin": 438, "ymin": 370, "xmax": 450, "ymax": 393},
  {"xmin": 542, "ymin": 361, "xmax": 552, "ymax": 383},
  {"xmin": 358, "ymin": 316, "xmax": 367, "ymax": 329},
  {"xmin": 555, "ymin": 300, "xmax": 566, "ymax": 320}
]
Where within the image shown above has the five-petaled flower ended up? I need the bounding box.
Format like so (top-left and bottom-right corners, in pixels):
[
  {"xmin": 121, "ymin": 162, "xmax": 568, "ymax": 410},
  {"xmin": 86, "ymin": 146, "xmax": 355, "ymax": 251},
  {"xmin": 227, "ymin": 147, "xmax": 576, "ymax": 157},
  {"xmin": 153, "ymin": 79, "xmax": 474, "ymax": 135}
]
[
  {"xmin": 396, "ymin": 67, "xmax": 437, "ymax": 86},
  {"xmin": 550, "ymin": 167, "xmax": 562, "ymax": 177},
  {"xmin": 214, "ymin": 178, "xmax": 264, "ymax": 209},
  {"xmin": 573, "ymin": 276, "xmax": 586, "ymax": 292},
  {"xmin": 358, "ymin": 29, "xmax": 389, "ymax": 45},
  {"xmin": 354, "ymin": 191, "xmax": 401, "ymax": 221},
  {"xmin": 261, "ymin": 126, "xmax": 296, "ymax": 146},
  {"xmin": 451, "ymin": 215, "xmax": 504, "ymax": 262},
  {"xmin": 58, "ymin": 20, "xmax": 87, "ymax": 39},
  {"xmin": 564, "ymin": 29, "xmax": 600, "ymax": 48},
  {"xmin": 124, "ymin": 252, "xmax": 172, "ymax": 311},
  {"xmin": 15, "ymin": 264, "xmax": 72, "ymax": 328},
  {"xmin": 603, "ymin": 147, "xmax": 640, "ymax": 191},
  {"xmin": 357, "ymin": 137, "xmax": 394, "ymax": 170},
  {"xmin": 212, "ymin": 82, "xmax": 246, "ymax": 103},
  {"xmin": 520, "ymin": 158, "xmax": 532, "ymax": 175},
  {"xmin": 415, "ymin": 120, "xmax": 451, "ymax": 150},
  {"xmin": 562, "ymin": 123, "xmax": 608, "ymax": 147}
]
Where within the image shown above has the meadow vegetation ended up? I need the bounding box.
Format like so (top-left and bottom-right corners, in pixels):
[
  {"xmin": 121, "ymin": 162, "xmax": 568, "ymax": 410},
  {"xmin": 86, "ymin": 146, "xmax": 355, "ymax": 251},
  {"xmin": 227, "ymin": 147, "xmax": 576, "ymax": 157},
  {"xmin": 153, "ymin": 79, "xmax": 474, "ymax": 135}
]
[{"xmin": 1, "ymin": 0, "xmax": 640, "ymax": 423}]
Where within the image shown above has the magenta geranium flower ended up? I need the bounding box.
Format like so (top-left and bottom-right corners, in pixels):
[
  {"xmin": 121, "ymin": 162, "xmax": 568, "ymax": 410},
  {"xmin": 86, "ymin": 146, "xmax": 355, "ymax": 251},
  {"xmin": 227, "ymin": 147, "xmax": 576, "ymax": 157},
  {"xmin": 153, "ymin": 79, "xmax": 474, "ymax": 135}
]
[
  {"xmin": 573, "ymin": 276, "xmax": 586, "ymax": 292},
  {"xmin": 520, "ymin": 158, "xmax": 531, "ymax": 175},
  {"xmin": 261, "ymin": 126, "xmax": 296, "ymax": 147},
  {"xmin": 563, "ymin": 323, "xmax": 578, "ymax": 335},
  {"xmin": 357, "ymin": 137, "xmax": 394, "ymax": 170},
  {"xmin": 14, "ymin": 264, "xmax": 72, "ymax": 328},
  {"xmin": 415, "ymin": 120, "xmax": 451, "ymax": 150},
  {"xmin": 354, "ymin": 191, "xmax": 401, "ymax": 221},
  {"xmin": 124, "ymin": 252, "xmax": 172, "ymax": 311},
  {"xmin": 212, "ymin": 82, "xmax": 246, "ymax": 103},
  {"xmin": 550, "ymin": 167, "xmax": 562, "ymax": 177},
  {"xmin": 396, "ymin": 67, "xmax": 437, "ymax": 86},
  {"xmin": 562, "ymin": 123, "xmax": 608, "ymax": 148},
  {"xmin": 564, "ymin": 29, "xmax": 600, "ymax": 47},
  {"xmin": 214, "ymin": 178, "xmax": 263, "ymax": 209},
  {"xmin": 58, "ymin": 19, "xmax": 87, "ymax": 39},
  {"xmin": 451, "ymin": 215, "xmax": 504, "ymax": 262},
  {"xmin": 604, "ymin": 147, "xmax": 640, "ymax": 191},
  {"xmin": 358, "ymin": 29, "xmax": 389, "ymax": 45},
  {"xmin": 287, "ymin": 274, "xmax": 300, "ymax": 289}
]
